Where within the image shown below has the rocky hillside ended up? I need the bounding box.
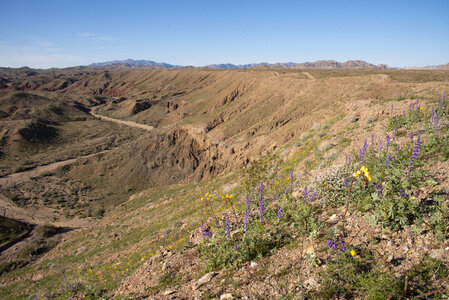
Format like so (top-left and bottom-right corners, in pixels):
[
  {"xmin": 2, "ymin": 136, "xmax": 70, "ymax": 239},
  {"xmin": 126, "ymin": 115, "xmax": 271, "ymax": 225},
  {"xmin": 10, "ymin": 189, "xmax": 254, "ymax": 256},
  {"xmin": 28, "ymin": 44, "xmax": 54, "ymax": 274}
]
[{"xmin": 0, "ymin": 68, "xmax": 448, "ymax": 299}]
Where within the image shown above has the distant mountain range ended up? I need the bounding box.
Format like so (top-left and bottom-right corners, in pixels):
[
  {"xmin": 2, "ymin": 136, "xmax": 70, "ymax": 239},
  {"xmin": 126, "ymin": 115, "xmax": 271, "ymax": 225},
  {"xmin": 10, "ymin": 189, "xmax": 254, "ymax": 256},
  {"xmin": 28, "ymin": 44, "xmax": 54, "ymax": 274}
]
[
  {"xmin": 89, "ymin": 59, "xmax": 181, "ymax": 69},
  {"xmin": 88, "ymin": 59, "xmax": 449, "ymax": 70}
]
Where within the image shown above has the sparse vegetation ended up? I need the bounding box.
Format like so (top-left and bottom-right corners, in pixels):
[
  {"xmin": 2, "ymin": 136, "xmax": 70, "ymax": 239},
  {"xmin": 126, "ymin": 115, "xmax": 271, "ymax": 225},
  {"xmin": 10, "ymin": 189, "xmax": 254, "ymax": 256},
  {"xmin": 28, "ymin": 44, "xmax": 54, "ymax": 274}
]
[{"xmin": 0, "ymin": 68, "xmax": 448, "ymax": 299}]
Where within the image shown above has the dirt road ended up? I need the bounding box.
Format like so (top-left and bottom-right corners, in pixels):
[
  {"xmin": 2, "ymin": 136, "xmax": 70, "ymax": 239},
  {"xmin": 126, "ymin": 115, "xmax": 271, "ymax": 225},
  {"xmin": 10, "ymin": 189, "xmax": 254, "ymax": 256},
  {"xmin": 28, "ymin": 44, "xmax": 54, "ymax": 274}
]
[
  {"xmin": 90, "ymin": 111, "xmax": 154, "ymax": 131},
  {"xmin": 0, "ymin": 150, "xmax": 110, "ymax": 188}
]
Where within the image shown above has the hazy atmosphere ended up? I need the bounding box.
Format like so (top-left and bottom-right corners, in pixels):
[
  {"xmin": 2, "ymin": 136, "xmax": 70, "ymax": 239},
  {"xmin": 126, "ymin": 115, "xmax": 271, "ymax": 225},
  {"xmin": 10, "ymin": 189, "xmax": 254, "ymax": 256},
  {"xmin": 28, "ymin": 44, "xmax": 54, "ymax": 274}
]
[{"xmin": 1, "ymin": 0, "xmax": 448, "ymax": 68}]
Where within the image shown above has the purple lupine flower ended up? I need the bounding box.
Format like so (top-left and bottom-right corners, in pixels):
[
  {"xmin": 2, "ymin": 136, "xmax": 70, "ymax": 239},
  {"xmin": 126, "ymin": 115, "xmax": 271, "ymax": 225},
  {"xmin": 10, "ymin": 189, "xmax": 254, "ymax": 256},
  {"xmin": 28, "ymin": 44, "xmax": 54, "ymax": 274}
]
[
  {"xmin": 432, "ymin": 108, "xmax": 435, "ymax": 118},
  {"xmin": 201, "ymin": 221, "xmax": 212, "ymax": 240},
  {"xmin": 259, "ymin": 195, "xmax": 265, "ymax": 223},
  {"xmin": 386, "ymin": 135, "xmax": 391, "ymax": 152},
  {"xmin": 399, "ymin": 189, "xmax": 408, "ymax": 198},
  {"xmin": 371, "ymin": 134, "xmax": 374, "ymax": 146},
  {"xmin": 359, "ymin": 139, "xmax": 368, "ymax": 164},
  {"xmin": 434, "ymin": 113, "xmax": 439, "ymax": 136},
  {"xmin": 407, "ymin": 136, "xmax": 422, "ymax": 177},
  {"xmin": 327, "ymin": 240, "xmax": 337, "ymax": 248},
  {"xmin": 234, "ymin": 244, "xmax": 241, "ymax": 251},
  {"xmin": 439, "ymin": 100, "xmax": 442, "ymax": 109},
  {"xmin": 378, "ymin": 140, "xmax": 383, "ymax": 153},
  {"xmin": 289, "ymin": 168, "xmax": 293, "ymax": 192},
  {"xmin": 224, "ymin": 213, "xmax": 231, "ymax": 237},
  {"xmin": 375, "ymin": 184, "xmax": 383, "ymax": 198},
  {"xmin": 410, "ymin": 131, "xmax": 414, "ymax": 142},
  {"xmin": 396, "ymin": 145, "xmax": 400, "ymax": 150},
  {"xmin": 344, "ymin": 177, "xmax": 348, "ymax": 187},
  {"xmin": 403, "ymin": 110, "xmax": 406, "ymax": 118},
  {"xmin": 277, "ymin": 205, "xmax": 282, "ymax": 222},
  {"xmin": 411, "ymin": 103, "xmax": 415, "ymax": 111},
  {"xmin": 309, "ymin": 192, "xmax": 317, "ymax": 202},
  {"xmin": 391, "ymin": 103, "xmax": 394, "ymax": 113},
  {"xmin": 302, "ymin": 186, "xmax": 308, "ymax": 202},
  {"xmin": 243, "ymin": 196, "xmax": 250, "ymax": 231},
  {"xmin": 385, "ymin": 153, "xmax": 392, "ymax": 168},
  {"xmin": 340, "ymin": 239, "xmax": 346, "ymax": 252}
]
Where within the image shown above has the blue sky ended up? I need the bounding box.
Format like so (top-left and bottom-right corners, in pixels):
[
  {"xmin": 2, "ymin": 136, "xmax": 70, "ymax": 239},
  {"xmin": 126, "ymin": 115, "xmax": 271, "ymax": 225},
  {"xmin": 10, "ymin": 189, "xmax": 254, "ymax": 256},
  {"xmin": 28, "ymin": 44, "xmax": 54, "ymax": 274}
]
[{"xmin": 0, "ymin": 0, "xmax": 448, "ymax": 68}]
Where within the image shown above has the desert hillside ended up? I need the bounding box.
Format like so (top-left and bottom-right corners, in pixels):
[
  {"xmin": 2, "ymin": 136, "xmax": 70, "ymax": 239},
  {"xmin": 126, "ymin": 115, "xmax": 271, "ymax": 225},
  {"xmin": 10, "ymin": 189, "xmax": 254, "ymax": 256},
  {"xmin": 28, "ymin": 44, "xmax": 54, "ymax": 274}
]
[{"xmin": 0, "ymin": 68, "xmax": 448, "ymax": 299}]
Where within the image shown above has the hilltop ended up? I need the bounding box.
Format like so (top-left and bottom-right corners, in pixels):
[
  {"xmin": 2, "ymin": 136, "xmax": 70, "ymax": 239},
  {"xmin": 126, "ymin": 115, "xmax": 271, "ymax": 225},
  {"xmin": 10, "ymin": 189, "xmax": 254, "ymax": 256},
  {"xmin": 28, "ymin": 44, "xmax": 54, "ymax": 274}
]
[{"xmin": 0, "ymin": 67, "xmax": 448, "ymax": 299}]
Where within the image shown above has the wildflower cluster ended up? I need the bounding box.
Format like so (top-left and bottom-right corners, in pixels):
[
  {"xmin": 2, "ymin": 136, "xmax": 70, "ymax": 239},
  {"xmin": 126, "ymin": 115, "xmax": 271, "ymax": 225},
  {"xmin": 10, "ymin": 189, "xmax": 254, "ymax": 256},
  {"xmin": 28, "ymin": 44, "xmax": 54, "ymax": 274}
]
[{"xmin": 353, "ymin": 166, "xmax": 372, "ymax": 181}]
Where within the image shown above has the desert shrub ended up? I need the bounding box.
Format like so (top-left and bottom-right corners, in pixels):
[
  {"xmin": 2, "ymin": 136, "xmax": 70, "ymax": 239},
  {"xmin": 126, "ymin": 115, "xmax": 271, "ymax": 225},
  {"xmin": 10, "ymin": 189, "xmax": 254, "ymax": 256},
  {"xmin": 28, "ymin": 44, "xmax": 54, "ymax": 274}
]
[
  {"xmin": 18, "ymin": 241, "xmax": 48, "ymax": 259},
  {"xmin": 18, "ymin": 120, "xmax": 57, "ymax": 142},
  {"xmin": 0, "ymin": 216, "xmax": 32, "ymax": 244},
  {"xmin": 282, "ymin": 193, "xmax": 322, "ymax": 238},
  {"xmin": 240, "ymin": 153, "xmax": 282, "ymax": 195},
  {"xmin": 316, "ymin": 250, "xmax": 401, "ymax": 299},
  {"xmin": 0, "ymin": 260, "xmax": 27, "ymax": 275},
  {"xmin": 88, "ymin": 206, "xmax": 105, "ymax": 218},
  {"xmin": 199, "ymin": 218, "xmax": 288, "ymax": 272},
  {"xmin": 34, "ymin": 223, "xmax": 59, "ymax": 239},
  {"xmin": 48, "ymin": 104, "xmax": 63, "ymax": 115},
  {"xmin": 404, "ymin": 257, "xmax": 449, "ymax": 297}
]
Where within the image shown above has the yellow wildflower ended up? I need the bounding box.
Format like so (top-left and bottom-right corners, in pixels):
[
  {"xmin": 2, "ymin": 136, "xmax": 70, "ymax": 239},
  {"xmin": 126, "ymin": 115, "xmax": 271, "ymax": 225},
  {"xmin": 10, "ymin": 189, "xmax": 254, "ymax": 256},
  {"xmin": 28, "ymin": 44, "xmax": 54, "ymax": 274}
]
[
  {"xmin": 353, "ymin": 166, "xmax": 372, "ymax": 181},
  {"xmin": 350, "ymin": 250, "xmax": 357, "ymax": 256},
  {"xmin": 420, "ymin": 106, "xmax": 424, "ymax": 110}
]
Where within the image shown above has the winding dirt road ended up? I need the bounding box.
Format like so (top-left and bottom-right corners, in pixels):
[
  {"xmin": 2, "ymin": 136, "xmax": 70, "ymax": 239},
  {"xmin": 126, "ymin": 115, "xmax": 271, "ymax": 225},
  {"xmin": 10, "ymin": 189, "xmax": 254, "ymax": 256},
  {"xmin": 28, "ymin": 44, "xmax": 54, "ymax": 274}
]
[
  {"xmin": 0, "ymin": 110, "xmax": 154, "ymax": 189},
  {"xmin": 0, "ymin": 149, "xmax": 111, "ymax": 189}
]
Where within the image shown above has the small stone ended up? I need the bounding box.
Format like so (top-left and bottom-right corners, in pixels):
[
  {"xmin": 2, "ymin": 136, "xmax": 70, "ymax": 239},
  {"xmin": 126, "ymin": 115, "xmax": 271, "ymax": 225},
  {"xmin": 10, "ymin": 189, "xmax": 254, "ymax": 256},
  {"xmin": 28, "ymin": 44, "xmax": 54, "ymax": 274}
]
[
  {"xmin": 193, "ymin": 272, "xmax": 217, "ymax": 290},
  {"xmin": 304, "ymin": 277, "xmax": 320, "ymax": 289},
  {"xmin": 303, "ymin": 245, "xmax": 314, "ymax": 255},
  {"xmin": 350, "ymin": 116, "xmax": 359, "ymax": 123},
  {"xmin": 430, "ymin": 249, "xmax": 445, "ymax": 260},
  {"xmin": 220, "ymin": 293, "xmax": 233, "ymax": 300},
  {"xmin": 318, "ymin": 141, "xmax": 334, "ymax": 152},
  {"xmin": 32, "ymin": 273, "xmax": 43, "ymax": 281},
  {"xmin": 403, "ymin": 246, "xmax": 409, "ymax": 252},
  {"xmin": 163, "ymin": 290, "xmax": 176, "ymax": 296},
  {"xmin": 76, "ymin": 246, "xmax": 87, "ymax": 254},
  {"xmin": 250, "ymin": 262, "xmax": 258, "ymax": 268},
  {"xmin": 366, "ymin": 116, "xmax": 378, "ymax": 124},
  {"xmin": 329, "ymin": 214, "xmax": 337, "ymax": 222}
]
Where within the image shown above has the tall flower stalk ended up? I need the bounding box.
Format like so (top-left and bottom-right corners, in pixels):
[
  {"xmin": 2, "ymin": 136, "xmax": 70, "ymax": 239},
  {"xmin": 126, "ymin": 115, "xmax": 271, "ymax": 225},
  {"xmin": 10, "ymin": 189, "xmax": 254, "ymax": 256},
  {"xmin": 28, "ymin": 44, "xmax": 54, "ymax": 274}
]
[
  {"xmin": 243, "ymin": 195, "xmax": 250, "ymax": 231},
  {"xmin": 224, "ymin": 213, "xmax": 231, "ymax": 237},
  {"xmin": 407, "ymin": 136, "xmax": 422, "ymax": 177},
  {"xmin": 259, "ymin": 183, "xmax": 265, "ymax": 223},
  {"xmin": 359, "ymin": 139, "xmax": 368, "ymax": 165}
]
